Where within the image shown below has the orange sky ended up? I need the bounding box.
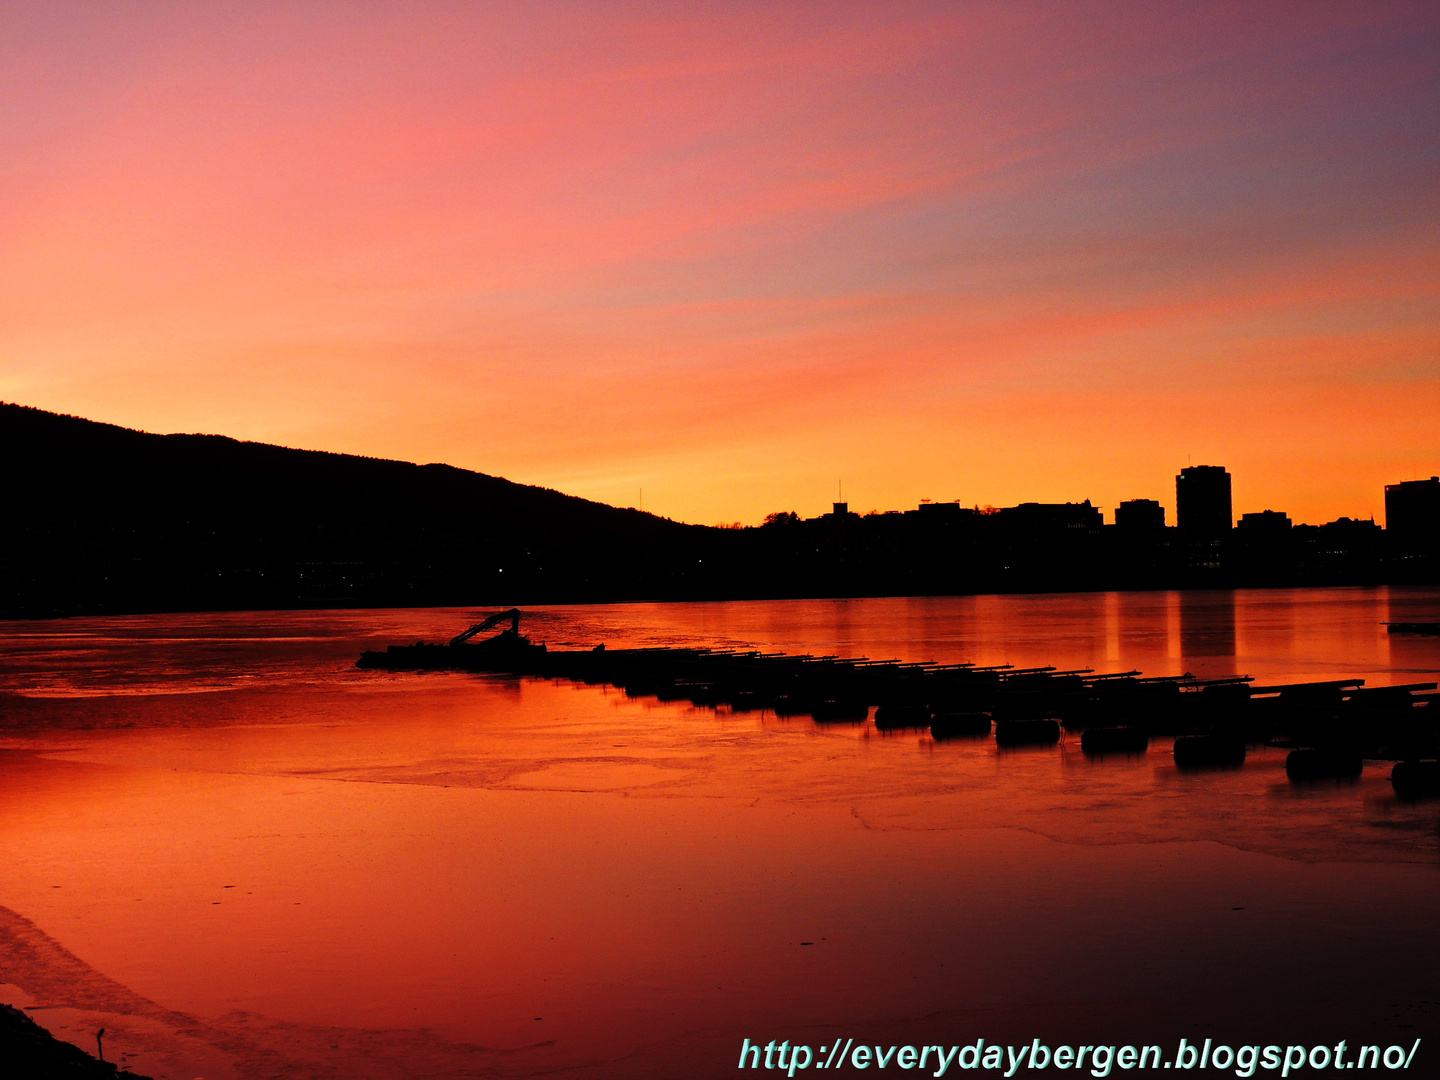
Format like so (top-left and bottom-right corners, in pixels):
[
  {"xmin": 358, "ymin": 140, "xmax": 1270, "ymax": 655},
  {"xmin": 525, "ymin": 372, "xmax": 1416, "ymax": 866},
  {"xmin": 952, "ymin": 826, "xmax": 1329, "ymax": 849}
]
[{"xmin": 2, "ymin": 1, "xmax": 1436, "ymax": 526}]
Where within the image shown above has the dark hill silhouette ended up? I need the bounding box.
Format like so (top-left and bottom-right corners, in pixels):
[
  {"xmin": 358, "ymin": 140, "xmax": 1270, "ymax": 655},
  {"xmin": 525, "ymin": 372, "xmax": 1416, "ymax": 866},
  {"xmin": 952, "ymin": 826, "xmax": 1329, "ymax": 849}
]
[
  {"xmin": 3, "ymin": 404, "xmax": 1416, "ymax": 618},
  {"xmin": 0, "ymin": 1003, "xmax": 152, "ymax": 1079},
  {"xmin": 1, "ymin": 403, "xmax": 721, "ymax": 615}
]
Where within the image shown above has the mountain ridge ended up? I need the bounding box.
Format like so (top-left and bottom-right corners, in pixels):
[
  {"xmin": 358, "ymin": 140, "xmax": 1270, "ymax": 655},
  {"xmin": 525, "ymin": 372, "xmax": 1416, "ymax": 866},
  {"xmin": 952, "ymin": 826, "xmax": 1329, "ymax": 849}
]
[{"xmin": 1, "ymin": 401, "xmax": 718, "ymax": 616}]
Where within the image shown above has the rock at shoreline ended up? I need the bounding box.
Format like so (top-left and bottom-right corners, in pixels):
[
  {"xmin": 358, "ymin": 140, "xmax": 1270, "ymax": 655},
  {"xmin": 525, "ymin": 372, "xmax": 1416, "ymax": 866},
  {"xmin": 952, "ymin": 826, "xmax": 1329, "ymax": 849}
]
[{"xmin": 0, "ymin": 1003, "xmax": 153, "ymax": 1079}]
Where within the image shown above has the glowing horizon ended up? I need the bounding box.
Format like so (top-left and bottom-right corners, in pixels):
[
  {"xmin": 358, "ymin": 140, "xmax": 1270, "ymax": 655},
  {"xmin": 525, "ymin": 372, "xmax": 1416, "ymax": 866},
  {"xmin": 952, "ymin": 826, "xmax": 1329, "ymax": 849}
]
[{"xmin": 3, "ymin": 1, "xmax": 1436, "ymax": 526}]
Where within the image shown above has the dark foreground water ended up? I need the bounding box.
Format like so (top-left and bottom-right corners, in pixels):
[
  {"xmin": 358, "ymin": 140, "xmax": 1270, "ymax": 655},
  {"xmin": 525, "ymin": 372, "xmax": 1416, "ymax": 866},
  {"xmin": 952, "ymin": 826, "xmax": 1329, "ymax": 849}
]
[{"xmin": 0, "ymin": 588, "xmax": 1437, "ymax": 1079}]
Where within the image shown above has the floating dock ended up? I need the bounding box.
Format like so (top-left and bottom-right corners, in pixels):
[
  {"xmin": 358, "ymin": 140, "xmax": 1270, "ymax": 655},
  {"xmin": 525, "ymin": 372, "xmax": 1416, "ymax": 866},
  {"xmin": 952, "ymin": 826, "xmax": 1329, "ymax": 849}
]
[
  {"xmin": 1387, "ymin": 622, "xmax": 1440, "ymax": 636},
  {"xmin": 358, "ymin": 616, "xmax": 1439, "ymax": 788}
]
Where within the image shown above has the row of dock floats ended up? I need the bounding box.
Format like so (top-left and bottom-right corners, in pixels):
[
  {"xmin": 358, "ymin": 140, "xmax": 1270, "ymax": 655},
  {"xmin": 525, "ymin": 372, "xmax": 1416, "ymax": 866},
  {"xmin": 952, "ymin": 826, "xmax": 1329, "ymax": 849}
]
[
  {"xmin": 1039, "ymin": 675, "xmax": 1440, "ymax": 789},
  {"xmin": 535, "ymin": 647, "xmax": 1438, "ymax": 787},
  {"xmin": 357, "ymin": 638, "xmax": 1440, "ymax": 797}
]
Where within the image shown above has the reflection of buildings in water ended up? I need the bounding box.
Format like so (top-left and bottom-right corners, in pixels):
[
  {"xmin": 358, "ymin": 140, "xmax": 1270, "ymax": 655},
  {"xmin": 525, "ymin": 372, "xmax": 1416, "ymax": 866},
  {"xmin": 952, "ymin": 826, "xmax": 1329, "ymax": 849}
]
[
  {"xmin": 1179, "ymin": 590, "xmax": 1237, "ymax": 675},
  {"xmin": 911, "ymin": 595, "xmax": 980, "ymax": 667},
  {"xmin": 1385, "ymin": 586, "xmax": 1440, "ymax": 669},
  {"xmin": 1242, "ymin": 590, "xmax": 1297, "ymax": 660},
  {"xmin": 1110, "ymin": 591, "xmax": 1172, "ymax": 667},
  {"xmin": 484, "ymin": 675, "xmax": 526, "ymax": 703},
  {"xmin": 826, "ymin": 596, "xmax": 858, "ymax": 655},
  {"xmin": 1385, "ymin": 584, "xmax": 1440, "ymax": 628},
  {"xmin": 1063, "ymin": 592, "xmax": 1109, "ymax": 670}
]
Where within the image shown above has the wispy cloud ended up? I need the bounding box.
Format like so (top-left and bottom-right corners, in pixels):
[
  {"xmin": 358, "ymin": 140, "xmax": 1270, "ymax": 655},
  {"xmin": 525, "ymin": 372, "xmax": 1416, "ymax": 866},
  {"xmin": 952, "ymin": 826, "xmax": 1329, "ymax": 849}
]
[{"xmin": 0, "ymin": 0, "xmax": 1435, "ymax": 523}]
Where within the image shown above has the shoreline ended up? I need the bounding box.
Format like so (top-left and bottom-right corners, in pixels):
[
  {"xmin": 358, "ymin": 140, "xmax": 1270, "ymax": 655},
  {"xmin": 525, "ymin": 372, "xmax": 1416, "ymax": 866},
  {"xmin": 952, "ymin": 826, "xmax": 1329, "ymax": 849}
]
[{"xmin": 0, "ymin": 1002, "xmax": 152, "ymax": 1079}]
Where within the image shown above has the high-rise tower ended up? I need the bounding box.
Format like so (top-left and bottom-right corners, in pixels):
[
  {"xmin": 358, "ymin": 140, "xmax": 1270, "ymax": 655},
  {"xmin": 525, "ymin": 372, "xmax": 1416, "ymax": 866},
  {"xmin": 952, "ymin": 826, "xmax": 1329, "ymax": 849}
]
[
  {"xmin": 1385, "ymin": 476, "xmax": 1439, "ymax": 554},
  {"xmin": 1176, "ymin": 466, "xmax": 1232, "ymax": 539}
]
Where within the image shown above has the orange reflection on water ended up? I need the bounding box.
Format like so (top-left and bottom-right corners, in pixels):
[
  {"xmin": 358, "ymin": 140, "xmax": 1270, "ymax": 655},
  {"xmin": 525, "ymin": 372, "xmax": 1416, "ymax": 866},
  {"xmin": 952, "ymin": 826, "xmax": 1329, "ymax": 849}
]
[{"xmin": 0, "ymin": 588, "xmax": 1436, "ymax": 1079}]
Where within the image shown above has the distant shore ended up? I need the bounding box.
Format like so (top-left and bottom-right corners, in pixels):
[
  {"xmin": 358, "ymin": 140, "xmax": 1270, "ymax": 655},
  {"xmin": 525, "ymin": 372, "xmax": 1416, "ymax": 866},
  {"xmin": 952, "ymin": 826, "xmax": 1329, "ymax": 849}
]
[{"xmin": 5, "ymin": 402, "xmax": 1433, "ymax": 620}]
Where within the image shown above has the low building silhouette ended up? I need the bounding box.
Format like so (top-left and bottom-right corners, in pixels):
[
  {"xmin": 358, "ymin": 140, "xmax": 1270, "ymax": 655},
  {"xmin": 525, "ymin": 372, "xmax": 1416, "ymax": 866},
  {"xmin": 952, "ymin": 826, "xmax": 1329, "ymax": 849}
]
[
  {"xmin": 1237, "ymin": 510, "xmax": 1292, "ymax": 534},
  {"xmin": 1233, "ymin": 510, "xmax": 1296, "ymax": 582},
  {"xmin": 995, "ymin": 500, "xmax": 1103, "ymax": 531},
  {"xmin": 912, "ymin": 500, "xmax": 974, "ymax": 521},
  {"xmin": 1108, "ymin": 499, "xmax": 1173, "ymax": 587},
  {"xmin": 1115, "ymin": 499, "xmax": 1165, "ymax": 530},
  {"xmin": 1294, "ymin": 517, "xmax": 1383, "ymax": 580}
]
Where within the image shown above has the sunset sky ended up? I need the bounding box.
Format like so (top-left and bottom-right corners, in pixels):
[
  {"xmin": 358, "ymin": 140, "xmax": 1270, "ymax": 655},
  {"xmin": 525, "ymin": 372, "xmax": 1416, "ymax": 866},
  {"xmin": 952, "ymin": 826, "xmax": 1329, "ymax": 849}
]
[{"xmin": 2, "ymin": 1, "xmax": 1436, "ymax": 526}]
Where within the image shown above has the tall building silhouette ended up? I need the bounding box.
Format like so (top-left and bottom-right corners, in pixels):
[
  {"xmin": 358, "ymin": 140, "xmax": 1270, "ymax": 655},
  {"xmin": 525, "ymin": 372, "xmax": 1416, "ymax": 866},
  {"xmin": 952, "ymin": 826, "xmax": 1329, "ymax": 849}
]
[
  {"xmin": 1176, "ymin": 466, "xmax": 1232, "ymax": 539},
  {"xmin": 1385, "ymin": 477, "xmax": 1439, "ymax": 553}
]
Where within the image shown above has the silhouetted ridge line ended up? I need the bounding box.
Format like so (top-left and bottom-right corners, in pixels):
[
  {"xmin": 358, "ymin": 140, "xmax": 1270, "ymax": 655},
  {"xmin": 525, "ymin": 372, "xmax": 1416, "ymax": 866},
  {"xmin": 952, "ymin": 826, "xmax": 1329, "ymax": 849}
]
[
  {"xmin": 0, "ymin": 400, "xmax": 661, "ymax": 510},
  {"xmin": 3, "ymin": 403, "xmax": 1433, "ymax": 617},
  {"xmin": 1, "ymin": 401, "xmax": 707, "ymax": 616}
]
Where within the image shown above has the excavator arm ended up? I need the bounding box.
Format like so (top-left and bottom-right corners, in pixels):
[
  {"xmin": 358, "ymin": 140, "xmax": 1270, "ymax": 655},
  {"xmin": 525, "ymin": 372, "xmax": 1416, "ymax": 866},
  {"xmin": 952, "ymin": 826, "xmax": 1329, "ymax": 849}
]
[{"xmin": 450, "ymin": 608, "xmax": 522, "ymax": 646}]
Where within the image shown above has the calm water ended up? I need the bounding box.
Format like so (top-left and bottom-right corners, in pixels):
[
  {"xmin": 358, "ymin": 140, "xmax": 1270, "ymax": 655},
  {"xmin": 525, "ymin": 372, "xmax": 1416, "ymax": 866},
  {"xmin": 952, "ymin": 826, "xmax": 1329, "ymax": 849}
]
[{"xmin": 0, "ymin": 588, "xmax": 1437, "ymax": 1079}]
